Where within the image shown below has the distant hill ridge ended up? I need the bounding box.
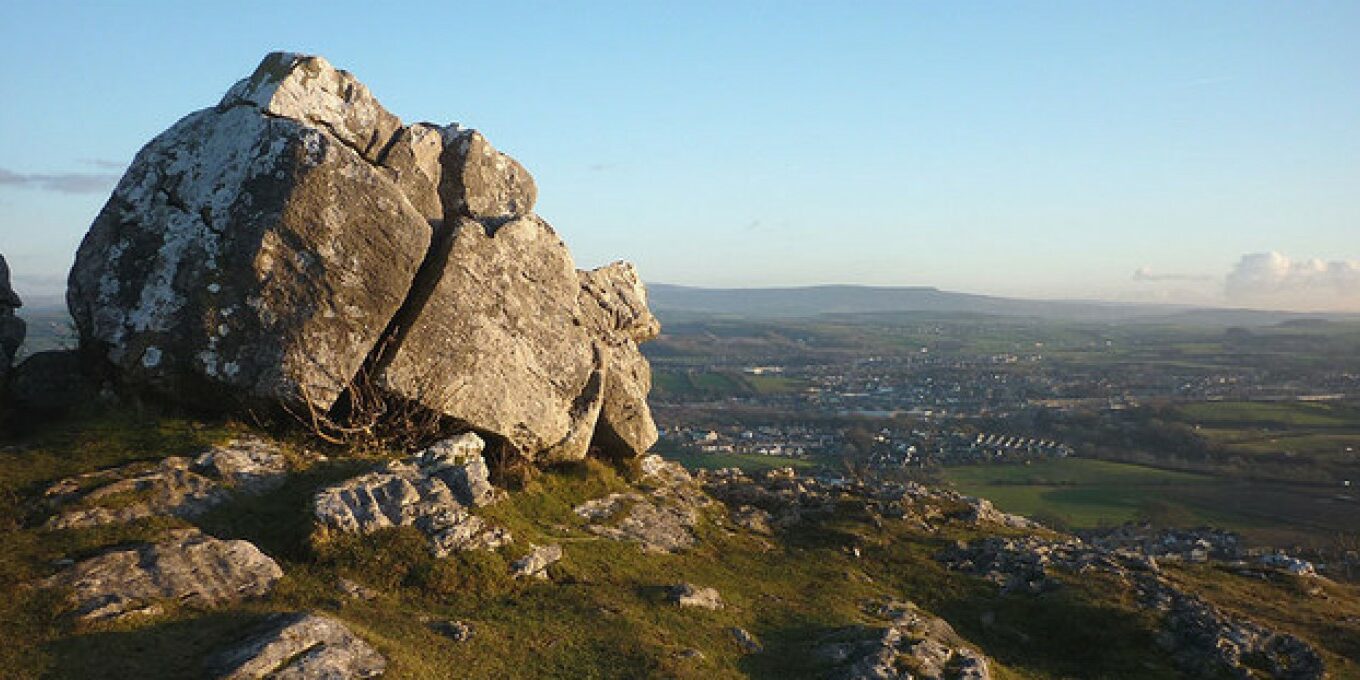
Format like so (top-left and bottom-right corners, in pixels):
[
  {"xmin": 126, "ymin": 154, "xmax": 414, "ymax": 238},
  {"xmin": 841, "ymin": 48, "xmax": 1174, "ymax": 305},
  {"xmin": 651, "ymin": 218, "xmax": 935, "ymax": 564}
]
[{"xmin": 648, "ymin": 283, "xmax": 1359, "ymax": 326}]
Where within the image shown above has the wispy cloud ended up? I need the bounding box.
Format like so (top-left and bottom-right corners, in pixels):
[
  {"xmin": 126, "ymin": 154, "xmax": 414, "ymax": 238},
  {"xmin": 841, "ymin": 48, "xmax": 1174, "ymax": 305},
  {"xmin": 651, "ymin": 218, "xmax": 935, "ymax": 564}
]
[
  {"xmin": 1132, "ymin": 266, "xmax": 1212, "ymax": 283},
  {"xmin": 0, "ymin": 168, "xmax": 120, "ymax": 194},
  {"xmin": 1225, "ymin": 252, "xmax": 1360, "ymax": 312},
  {"xmin": 80, "ymin": 158, "xmax": 126, "ymax": 171}
]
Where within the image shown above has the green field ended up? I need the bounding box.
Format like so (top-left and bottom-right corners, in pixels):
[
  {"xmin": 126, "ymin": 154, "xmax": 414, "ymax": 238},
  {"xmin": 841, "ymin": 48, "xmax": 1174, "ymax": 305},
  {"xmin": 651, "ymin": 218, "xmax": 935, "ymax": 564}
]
[
  {"xmin": 1177, "ymin": 401, "xmax": 1360, "ymax": 429},
  {"xmin": 941, "ymin": 458, "xmax": 1359, "ymax": 547}
]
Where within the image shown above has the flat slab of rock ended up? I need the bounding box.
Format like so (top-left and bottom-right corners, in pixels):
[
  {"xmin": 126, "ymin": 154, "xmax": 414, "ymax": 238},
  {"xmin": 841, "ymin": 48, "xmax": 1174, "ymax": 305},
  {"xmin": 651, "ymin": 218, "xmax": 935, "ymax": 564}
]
[
  {"xmin": 572, "ymin": 455, "xmax": 705, "ymax": 553},
  {"xmin": 208, "ymin": 612, "xmax": 386, "ymax": 679},
  {"xmin": 667, "ymin": 583, "xmax": 723, "ymax": 610},
  {"xmin": 43, "ymin": 436, "xmax": 288, "ymax": 529},
  {"xmin": 313, "ymin": 433, "xmax": 510, "ymax": 556},
  {"xmin": 46, "ymin": 530, "xmax": 282, "ymax": 622}
]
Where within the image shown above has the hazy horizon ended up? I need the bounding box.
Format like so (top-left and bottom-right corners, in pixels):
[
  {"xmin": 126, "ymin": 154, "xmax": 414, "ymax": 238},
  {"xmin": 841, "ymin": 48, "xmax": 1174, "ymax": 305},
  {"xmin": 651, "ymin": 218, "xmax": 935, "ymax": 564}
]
[{"xmin": 2, "ymin": 1, "xmax": 1357, "ymax": 311}]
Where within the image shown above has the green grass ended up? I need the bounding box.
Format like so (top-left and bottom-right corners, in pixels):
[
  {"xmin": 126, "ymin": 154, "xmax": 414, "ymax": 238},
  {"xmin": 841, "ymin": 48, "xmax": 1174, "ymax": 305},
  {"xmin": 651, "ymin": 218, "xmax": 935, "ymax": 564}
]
[{"xmin": 3, "ymin": 410, "xmax": 1359, "ymax": 678}]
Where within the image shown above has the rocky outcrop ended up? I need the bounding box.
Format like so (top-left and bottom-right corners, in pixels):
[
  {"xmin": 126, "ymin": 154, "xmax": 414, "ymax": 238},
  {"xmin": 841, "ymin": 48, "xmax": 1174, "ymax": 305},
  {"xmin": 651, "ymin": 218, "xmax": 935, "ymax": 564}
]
[
  {"xmin": 0, "ymin": 253, "xmax": 22, "ymax": 382},
  {"xmin": 45, "ymin": 529, "xmax": 282, "ymax": 622},
  {"xmin": 312, "ymin": 433, "xmax": 511, "ymax": 556},
  {"xmin": 207, "ymin": 612, "xmax": 386, "ymax": 679},
  {"xmin": 67, "ymin": 52, "xmax": 660, "ymax": 464},
  {"xmin": 573, "ymin": 455, "xmax": 706, "ymax": 552},
  {"xmin": 939, "ymin": 535, "xmax": 1325, "ymax": 679},
  {"xmin": 510, "ymin": 544, "xmax": 563, "ymax": 579},
  {"xmin": 667, "ymin": 583, "xmax": 723, "ymax": 610},
  {"xmin": 43, "ymin": 436, "xmax": 289, "ymax": 529},
  {"xmin": 816, "ymin": 601, "xmax": 990, "ymax": 680}
]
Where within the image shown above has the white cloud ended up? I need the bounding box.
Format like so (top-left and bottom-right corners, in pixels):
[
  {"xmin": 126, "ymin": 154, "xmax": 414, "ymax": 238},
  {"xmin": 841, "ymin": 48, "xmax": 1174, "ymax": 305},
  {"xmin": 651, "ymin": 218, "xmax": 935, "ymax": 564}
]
[{"xmin": 1224, "ymin": 252, "xmax": 1360, "ymax": 312}]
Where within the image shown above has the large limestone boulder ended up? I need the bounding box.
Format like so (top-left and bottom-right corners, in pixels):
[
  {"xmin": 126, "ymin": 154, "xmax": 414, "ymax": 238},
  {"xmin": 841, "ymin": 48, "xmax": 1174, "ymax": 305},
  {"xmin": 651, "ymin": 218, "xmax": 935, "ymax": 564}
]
[
  {"xmin": 0, "ymin": 254, "xmax": 24, "ymax": 381},
  {"xmin": 68, "ymin": 51, "xmax": 661, "ymax": 463},
  {"xmin": 378, "ymin": 216, "xmax": 597, "ymax": 458},
  {"xmin": 68, "ymin": 56, "xmax": 431, "ymax": 411}
]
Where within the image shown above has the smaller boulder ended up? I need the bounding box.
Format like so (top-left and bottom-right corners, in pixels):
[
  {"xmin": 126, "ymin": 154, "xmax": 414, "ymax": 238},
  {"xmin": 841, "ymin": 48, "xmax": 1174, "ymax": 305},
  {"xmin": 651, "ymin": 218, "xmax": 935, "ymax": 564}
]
[
  {"xmin": 431, "ymin": 619, "xmax": 475, "ymax": 642},
  {"xmin": 439, "ymin": 129, "xmax": 537, "ymax": 223},
  {"xmin": 45, "ymin": 529, "xmax": 282, "ymax": 622},
  {"xmin": 667, "ymin": 583, "xmax": 723, "ymax": 610},
  {"xmin": 313, "ymin": 434, "xmax": 509, "ymax": 556},
  {"xmin": 730, "ymin": 627, "xmax": 763, "ymax": 654},
  {"xmin": 510, "ymin": 544, "xmax": 563, "ymax": 580},
  {"xmin": 207, "ymin": 612, "xmax": 386, "ymax": 679}
]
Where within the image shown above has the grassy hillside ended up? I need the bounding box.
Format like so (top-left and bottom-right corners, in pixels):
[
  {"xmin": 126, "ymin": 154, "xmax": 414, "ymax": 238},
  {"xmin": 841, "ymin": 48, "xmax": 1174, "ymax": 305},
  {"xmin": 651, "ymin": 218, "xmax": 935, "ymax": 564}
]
[{"xmin": 1, "ymin": 408, "xmax": 1357, "ymax": 678}]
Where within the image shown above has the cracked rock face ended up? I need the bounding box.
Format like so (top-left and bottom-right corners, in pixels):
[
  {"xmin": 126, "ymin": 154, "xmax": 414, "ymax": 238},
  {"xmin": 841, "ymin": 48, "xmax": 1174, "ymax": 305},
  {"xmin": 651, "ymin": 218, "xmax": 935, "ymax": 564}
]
[
  {"xmin": 573, "ymin": 455, "xmax": 705, "ymax": 552},
  {"xmin": 313, "ymin": 433, "xmax": 511, "ymax": 556},
  {"xmin": 208, "ymin": 612, "xmax": 386, "ymax": 679},
  {"xmin": 45, "ymin": 529, "xmax": 282, "ymax": 622},
  {"xmin": 815, "ymin": 600, "xmax": 990, "ymax": 680},
  {"xmin": 42, "ymin": 436, "xmax": 289, "ymax": 529},
  {"xmin": 68, "ymin": 51, "xmax": 660, "ymax": 464}
]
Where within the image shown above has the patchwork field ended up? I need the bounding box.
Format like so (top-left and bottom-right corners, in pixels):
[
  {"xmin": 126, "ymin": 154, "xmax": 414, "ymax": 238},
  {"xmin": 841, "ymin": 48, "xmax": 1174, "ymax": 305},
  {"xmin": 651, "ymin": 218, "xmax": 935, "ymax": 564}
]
[{"xmin": 941, "ymin": 458, "xmax": 1359, "ymax": 548}]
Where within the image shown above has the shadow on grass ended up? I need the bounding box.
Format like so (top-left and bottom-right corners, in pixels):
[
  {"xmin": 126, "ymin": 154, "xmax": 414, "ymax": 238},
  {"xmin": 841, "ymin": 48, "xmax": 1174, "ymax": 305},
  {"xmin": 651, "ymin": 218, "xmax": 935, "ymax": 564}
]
[
  {"xmin": 195, "ymin": 458, "xmax": 373, "ymax": 562},
  {"xmin": 733, "ymin": 575, "xmax": 1183, "ymax": 680},
  {"xmin": 43, "ymin": 610, "xmax": 270, "ymax": 680}
]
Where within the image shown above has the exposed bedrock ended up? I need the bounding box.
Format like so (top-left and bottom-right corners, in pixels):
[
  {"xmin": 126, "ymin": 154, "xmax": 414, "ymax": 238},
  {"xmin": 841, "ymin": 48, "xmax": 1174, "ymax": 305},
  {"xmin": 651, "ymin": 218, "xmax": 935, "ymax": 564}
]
[{"xmin": 67, "ymin": 52, "xmax": 660, "ymax": 462}]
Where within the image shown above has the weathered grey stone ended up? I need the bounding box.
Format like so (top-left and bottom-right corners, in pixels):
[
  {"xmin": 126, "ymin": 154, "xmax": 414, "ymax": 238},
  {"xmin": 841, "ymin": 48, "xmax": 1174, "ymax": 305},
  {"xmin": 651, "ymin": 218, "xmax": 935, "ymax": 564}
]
[
  {"xmin": 208, "ymin": 612, "xmax": 386, "ymax": 679},
  {"xmin": 510, "ymin": 543, "xmax": 563, "ymax": 579},
  {"xmin": 667, "ymin": 583, "xmax": 723, "ymax": 610},
  {"xmin": 380, "ymin": 123, "xmax": 445, "ymax": 221},
  {"xmin": 416, "ymin": 433, "xmax": 497, "ymax": 507},
  {"xmin": 68, "ymin": 52, "xmax": 432, "ymax": 413},
  {"xmin": 67, "ymin": 51, "xmax": 663, "ymax": 466},
  {"xmin": 378, "ymin": 216, "xmax": 597, "ymax": 459},
  {"xmin": 593, "ymin": 342, "xmax": 659, "ymax": 458},
  {"xmin": 577, "ymin": 261, "xmax": 661, "ymax": 344},
  {"xmin": 44, "ymin": 437, "xmax": 288, "ymax": 529},
  {"xmin": 816, "ymin": 602, "xmax": 991, "ymax": 680},
  {"xmin": 439, "ymin": 129, "xmax": 537, "ymax": 223},
  {"xmin": 193, "ymin": 435, "xmax": 291, "ymax": 493},
  {"xmin": 573, "ymin": 456, "xmax": 704, "ymax": 552},
  {"xmin": 313, "ymin": 437, "xmax": 509, "ymax": 556},
  {"xmin": 222, "ymin": 52, "xmax": 404, "ymax": 166},
  {"xmin": 45, "ymin": 530, "xmax": 282, "ymax": 622}
]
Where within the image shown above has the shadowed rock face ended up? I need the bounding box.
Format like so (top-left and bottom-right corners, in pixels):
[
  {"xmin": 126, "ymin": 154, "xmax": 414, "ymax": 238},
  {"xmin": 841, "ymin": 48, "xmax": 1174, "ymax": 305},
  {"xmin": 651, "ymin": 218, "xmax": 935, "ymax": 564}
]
[
  {"xmin": 0, "ymin": 253, "xmax": 24, "ymax": 380},
  {"xmin": 67, "ymin": 52, "xmax": 660, "ymax": 462}
]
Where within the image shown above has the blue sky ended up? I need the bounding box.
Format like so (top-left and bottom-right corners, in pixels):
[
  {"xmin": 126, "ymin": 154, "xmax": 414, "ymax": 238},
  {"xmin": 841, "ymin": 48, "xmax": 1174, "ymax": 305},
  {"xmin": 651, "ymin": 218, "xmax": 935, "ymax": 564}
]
[{"xmin": 1, "ymin": 1, "xmax": 1357, "ymax": 309}]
